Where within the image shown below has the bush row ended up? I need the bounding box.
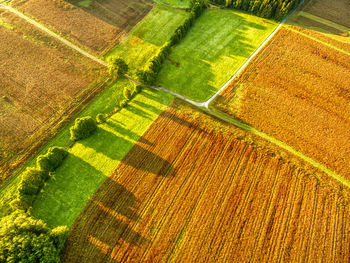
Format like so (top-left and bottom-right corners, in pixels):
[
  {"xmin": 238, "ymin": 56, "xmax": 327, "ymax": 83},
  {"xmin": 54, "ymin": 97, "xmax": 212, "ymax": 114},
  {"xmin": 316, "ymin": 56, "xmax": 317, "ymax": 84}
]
[
  {"xmin": 137, "ymin": 0, "xmax": 208, "ymax": 85},
  {"xmin": 209, "ymin": 0, "xmax": 302, "ymax": 20},
  {"xmin": 10, "ymin": 147, "xmax": 68, "ymax": 211}
]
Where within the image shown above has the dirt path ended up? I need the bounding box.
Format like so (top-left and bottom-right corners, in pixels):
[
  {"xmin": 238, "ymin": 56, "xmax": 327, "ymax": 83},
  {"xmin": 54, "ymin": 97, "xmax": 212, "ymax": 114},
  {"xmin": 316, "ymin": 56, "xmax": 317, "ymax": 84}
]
[{"xmin": 0, "ymin": 4, "xmax": 108, "ymax": 67}]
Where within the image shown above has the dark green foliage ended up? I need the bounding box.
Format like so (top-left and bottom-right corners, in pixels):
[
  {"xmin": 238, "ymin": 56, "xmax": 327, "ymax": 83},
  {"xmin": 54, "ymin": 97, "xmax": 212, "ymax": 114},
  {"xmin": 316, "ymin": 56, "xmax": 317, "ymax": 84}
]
[
  {"xmin": 210, "ymin": 0, "xmax": 301, "ymax": 19},
  {"xmin": 0, "ymin": 212, "xmax": 69, "ymax": 263},
  {"xmin": 109, "ymin": 58, "xmax": 129, "ymax": 79},
  {"xmin": 119, "ymin": 99, "xmax": 129, "ymax": 108},
  {"xmin": 70, "ymin": 116, "xmax": 97, "ymax": 141},
  {"xmin": 123, "ymin": 87, "xmax": 133, "ymax": 100},
  {"xmin": 10, "ymin": 168, "xmax": 49, "ymax": 211},
  {"xmin": 36, "ymin": 147, "xmax": 68, "ymax": 172},
  {"xmin": 189, "ymin": 0, "xmax": 208, "ymax": 18},
  {"xmin": 96, "ymin": 113, "xmax": 106, "ymax": 124},
  {"xmin": 135, "ymin": 85, "xmax": 143, "ymax": 93},
  {"xmin": 137, "ymin": 0, "xmax": 207, "ymax": 86}
]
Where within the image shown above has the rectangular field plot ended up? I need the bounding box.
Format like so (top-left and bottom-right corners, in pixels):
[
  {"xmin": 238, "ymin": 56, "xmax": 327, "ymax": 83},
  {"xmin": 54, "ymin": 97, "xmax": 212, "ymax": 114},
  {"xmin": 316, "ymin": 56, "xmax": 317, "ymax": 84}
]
[
  {"xmin": 0, "ymin": 10, "xmax": 106, "ymax": 179},
  {"xmin": 10, "ymin": 0, "xmax": 153, "ymax": 55},
  {"xmin": 105, "ymin": 5, "xmax": 189, "ymax": 73},
  {"xmin": 156, "ymin": 9, "xmax": 277, "ymax": 102},
  {"xmin": 287, "ymin": 0, "xmax": 350, "ymax": 52},
  {"xmin": 215, "ymin": 28, "xmax": 350, "ymax": 180},
  {"xmin": 62, "ymin": 103, "xmax": 350, "ymax": 262}
]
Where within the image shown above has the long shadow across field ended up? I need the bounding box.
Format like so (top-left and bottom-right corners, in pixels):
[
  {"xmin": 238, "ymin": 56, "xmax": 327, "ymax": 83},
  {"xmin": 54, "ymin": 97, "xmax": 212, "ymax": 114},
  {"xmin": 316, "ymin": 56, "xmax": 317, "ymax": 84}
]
[
  {"xmin": 157, "ymin": 10, "xmax": 273, "ymax": 102},
  {"xmin": 62, "ymin": 176, "xmax": 148, "ymax": 263}
]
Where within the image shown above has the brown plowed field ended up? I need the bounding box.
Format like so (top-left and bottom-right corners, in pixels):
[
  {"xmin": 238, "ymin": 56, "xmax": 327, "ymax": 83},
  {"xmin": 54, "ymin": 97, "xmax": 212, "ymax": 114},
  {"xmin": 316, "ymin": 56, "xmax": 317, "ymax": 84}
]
[
  {"xmin": 216, "ymin": 28, "xmax": 350, "ymax": 181},
  {"xmin": 62, "ymin": 103, "xmax": 350, "ymax": 262},
  {"xmin": 11, "ymin": 0, "xmax": 153, "ymax": 55},
  {"xmin": 0, "ymin": 11, "xmax": 106, "ymax": 179}
]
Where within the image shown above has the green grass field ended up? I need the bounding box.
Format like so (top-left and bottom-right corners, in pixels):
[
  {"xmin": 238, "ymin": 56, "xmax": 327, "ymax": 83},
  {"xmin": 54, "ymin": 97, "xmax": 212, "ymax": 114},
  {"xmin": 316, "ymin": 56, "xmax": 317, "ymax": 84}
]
[
  {"xmin": 0, "ymin": 79, "xmax": 173, "ymax": 227},
  {"xmin": 105, "ymin": 4, "xmax": 189, "ymax": 75},
  {"xmin": 156, "ymin": 9, "xmax": 277, "ymax": 102},
  {"xmin": 31, "ymin": 88, "xmax": 173, "ymax": 227},
  {"xmin": 0, "ymin": 3, "xmax": 184, "ymax": 225}
]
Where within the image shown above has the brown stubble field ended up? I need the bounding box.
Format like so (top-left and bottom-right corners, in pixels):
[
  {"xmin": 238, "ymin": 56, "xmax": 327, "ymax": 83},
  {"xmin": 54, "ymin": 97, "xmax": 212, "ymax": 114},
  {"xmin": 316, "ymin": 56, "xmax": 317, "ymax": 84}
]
[
  {"xmin": 302, "ymin": 0, "xmax": 350, "ymax": 28},
  {"xmin": 0, "ymin": 10, "xmax": 107, "ymax": 180},
  {"xmin": 287, "ymin": 0, "xmax": 350, "ymax": 52},
  {"xmin": 10, "ymin": 0, "xmax": 153, "ymax": 56},
  {"xmin": 62, "ymin": 102, "xmax": 350, "ymax": 262},
  {"xmin": 215, "ymin": 28, "xmax": 350, "ymax": 181}
]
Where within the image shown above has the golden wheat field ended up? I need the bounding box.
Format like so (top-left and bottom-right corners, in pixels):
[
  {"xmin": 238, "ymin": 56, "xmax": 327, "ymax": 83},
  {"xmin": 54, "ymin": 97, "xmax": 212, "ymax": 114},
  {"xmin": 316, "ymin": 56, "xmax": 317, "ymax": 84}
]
[
  {"xmin": 62, "ymin": 103, "xmax": 350, "ymax": 262},
  {"xmin": 215, "ymin": 28, "xmax": 350, "ymax": 181}
]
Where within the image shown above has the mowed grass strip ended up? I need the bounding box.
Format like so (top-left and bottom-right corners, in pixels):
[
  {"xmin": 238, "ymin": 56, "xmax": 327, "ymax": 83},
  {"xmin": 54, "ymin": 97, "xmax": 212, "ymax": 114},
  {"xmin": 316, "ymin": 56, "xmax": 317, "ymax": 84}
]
[
  {"xmin": 156, "ymin": 9, "xmax": 277, "ymax": 102},
  {"xmin": 215, "ymin": 28, "xmax": 350, "ymax": 180},
  {"xmin": 62, "ymin": 103, "xmax": 350, "ymax": 262},
  {"xmin": 105, "ymin": 4, "xmax": 189, "ymax": 75}
]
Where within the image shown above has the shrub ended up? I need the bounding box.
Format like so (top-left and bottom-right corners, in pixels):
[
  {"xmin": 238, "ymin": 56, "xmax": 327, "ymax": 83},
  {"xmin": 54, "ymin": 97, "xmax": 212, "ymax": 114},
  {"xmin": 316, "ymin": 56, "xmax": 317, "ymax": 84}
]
[
  {"xmin": 96, "ymin": 113, "xmax": 106, "ymax": 124},
  {"xmin": 36, "ymin": 147, "xmax": 68, "ymax": 172},
  {"xmin": 109, "ymin": 58, "xmax": 129, "ymax": 79},
  {"xmin": 123, "ymin": 87, "xmax": 133, "ymax": 100},
  {"xmin": 0, "ymin": 212, "xmax": 68, "ymax": 263},
  {"xmin": 135, "ymin": 85, "xmax": 143, "ymax": 93},
  {"xmin": 119, "ymin": 99, "xmax": 129, "ymax": 108},
  {"xmin": 10, "ymin": 168, "xmax": 49, "ymax": 211},
  {"xmin": 70, "ymin": 116, "xmax": 97, "ymax": 141}
]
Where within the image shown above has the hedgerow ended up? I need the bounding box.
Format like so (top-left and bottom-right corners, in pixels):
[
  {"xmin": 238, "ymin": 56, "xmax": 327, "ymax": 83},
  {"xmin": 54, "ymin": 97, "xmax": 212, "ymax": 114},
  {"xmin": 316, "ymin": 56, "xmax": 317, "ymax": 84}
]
[
  {"xmin": 137, "ymin": 0, "xmax": 208, "ymax": 85},
  {"xmin": 70, "ymin": 116, "xmax": 97, "ymax": 142},
  {"xmin": 209, "ymin": 0, "xmax": 302, "ymax": 20}
]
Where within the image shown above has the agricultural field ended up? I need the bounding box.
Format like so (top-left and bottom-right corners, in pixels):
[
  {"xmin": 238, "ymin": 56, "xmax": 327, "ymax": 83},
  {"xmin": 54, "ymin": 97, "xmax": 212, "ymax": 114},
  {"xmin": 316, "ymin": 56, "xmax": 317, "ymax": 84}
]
[
  {"xmin": 62, "ymin": 103, "xmax": 350, "ymax": 262},
  {"xmin": 156, "ymin": 9, "xmax": 277, "ymax": 102},
  {"xmin": 105, "ymin": 5, "xmax": 190, "ymax": 74},
  {"xmin": 10, "ymin": 0, "xmax": 154, "ymax": 55},
  {"xmin": 287, "ymin": 0, "xmax": 350, "ymax": 52},
  {"xmin": 215, "ymin": 28, "xmax": 350, "ymax": 180},
  {"xmin": 0, "ymin": 9, "xmax": 106, "ymax": 181}
]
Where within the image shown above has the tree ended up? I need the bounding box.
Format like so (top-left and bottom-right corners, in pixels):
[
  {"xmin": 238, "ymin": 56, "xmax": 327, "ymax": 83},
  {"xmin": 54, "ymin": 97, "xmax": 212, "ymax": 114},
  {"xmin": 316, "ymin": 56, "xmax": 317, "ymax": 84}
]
[
  {"xmin": 36, "ymin": 147, "xmax": 68, "ymax": 172},
  {"xmin": 0, "ymin": 212, "xmax": 69, "ymax": 263},
  {"xmin": 123, "ymin": 87, "xmax": 133, "ymax": 100},
  {"xmin": 109, "ymin": 58, "xmax": 128, "ymax": 79},
  {"xmin": 70, "ymin": 116, "xmax": 97, "ymax": 142}
]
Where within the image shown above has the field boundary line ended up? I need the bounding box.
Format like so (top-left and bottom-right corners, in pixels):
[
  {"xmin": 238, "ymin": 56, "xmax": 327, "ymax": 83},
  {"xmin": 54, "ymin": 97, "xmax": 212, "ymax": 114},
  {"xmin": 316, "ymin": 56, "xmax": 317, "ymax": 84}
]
[
  {"xmin": 0, "ymin": 5, "xmax": 109, "ymax": 67},
  {"xmin": 297, "ymin": 11, "xmax": 350, "ymax": 33},
  {"xmin": 201, "ymin": 0, "xmax": 305, "ymax": 109},
  {"xmin": 206, "ymin": 110, "xmax": 350, "ymax": 189},
  {"xmin": 285, "ymin": 26, "xmax": 350, "ymax": 56}
]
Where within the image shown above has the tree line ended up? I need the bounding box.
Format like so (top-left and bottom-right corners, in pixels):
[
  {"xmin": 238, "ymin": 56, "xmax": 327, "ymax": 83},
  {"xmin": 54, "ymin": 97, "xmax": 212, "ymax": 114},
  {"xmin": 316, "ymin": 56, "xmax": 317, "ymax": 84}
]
[{"xmin": 210, "ymin": 0, "xmax": 302, "ymax": 20}]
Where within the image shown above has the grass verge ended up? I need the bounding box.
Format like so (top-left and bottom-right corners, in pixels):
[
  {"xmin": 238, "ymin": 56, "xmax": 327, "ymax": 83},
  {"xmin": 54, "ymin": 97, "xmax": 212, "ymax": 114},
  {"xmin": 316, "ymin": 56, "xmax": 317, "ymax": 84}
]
[{"xmin": 156, "ymin": 9, "xmax": 277, "ymax": 102}]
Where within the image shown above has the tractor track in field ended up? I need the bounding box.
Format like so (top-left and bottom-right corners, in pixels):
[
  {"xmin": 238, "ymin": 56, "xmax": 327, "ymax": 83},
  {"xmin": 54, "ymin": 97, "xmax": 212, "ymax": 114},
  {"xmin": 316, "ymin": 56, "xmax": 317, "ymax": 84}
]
[{"xmin": 2, "ymin": 1, "xmax": 350, "ymax": 190}]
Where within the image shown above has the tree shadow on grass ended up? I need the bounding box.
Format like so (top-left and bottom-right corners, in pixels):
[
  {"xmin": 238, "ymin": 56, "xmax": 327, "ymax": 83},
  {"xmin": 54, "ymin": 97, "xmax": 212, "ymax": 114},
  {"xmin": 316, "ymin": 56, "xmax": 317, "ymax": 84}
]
[
  {"xmin": 121, "ymin": 144, "xmax": 176, "ymax": 177},
  {"xmin": 124, "ymin": 104, "xmax": 153, "ymax": 121},
  {"xmin": 106, "ymin": 120, "xmax": 153, "ymax": 146},
  {"xmin": 62, "ymin": 176, "xmax": 148, "ymax": 263}
]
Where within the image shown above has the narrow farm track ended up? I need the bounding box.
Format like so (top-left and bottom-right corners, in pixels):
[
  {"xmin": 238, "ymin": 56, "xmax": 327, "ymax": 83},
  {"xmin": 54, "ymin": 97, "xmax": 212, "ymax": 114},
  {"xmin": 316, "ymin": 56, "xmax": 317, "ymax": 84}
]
[
  {"xmin": 62, "ymin": 105, "xmax": 350, "ymax": 262},
  {"xmin": 0, "ymin": 5, "xmax": 108, "ymax": 66}
]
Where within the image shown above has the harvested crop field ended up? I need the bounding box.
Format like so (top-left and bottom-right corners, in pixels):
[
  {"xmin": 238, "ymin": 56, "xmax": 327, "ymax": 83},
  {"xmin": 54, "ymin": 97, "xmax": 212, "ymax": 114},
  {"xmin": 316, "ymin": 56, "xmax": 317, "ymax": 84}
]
[
  {"xmin": 0, "ymin": 10, "xmax": 106, "ymax": 179},
  {"xmin": 215, "ymin": 28, "xmax": 350, "ymax": 180},
  {"xmin": 10, "ymin": 0, "xmax": 153, "ymax": 55},
  {"xmin": 303, "ymin": 0, "xmax": 350, "ymax": 28},
  {"xmin": 62, "ymin": 103, "xmax": 350, "ymax": 262}
]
